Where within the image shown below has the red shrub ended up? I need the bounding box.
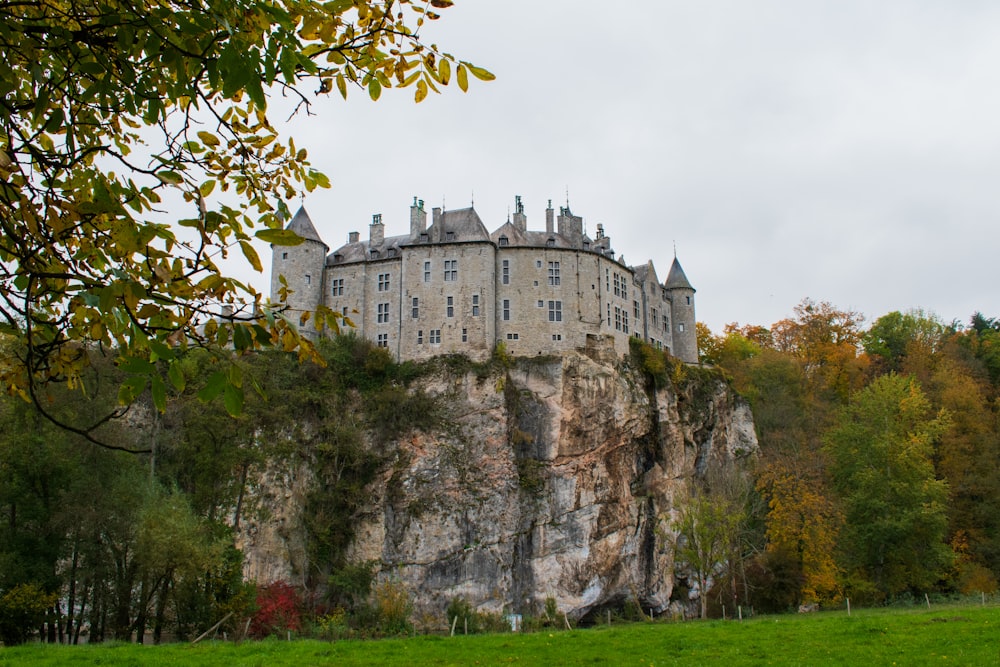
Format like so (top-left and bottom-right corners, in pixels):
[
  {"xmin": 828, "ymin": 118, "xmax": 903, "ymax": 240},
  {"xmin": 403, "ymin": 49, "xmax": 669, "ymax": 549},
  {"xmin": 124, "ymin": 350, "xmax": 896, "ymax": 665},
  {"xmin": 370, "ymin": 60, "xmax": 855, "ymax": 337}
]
[{"xmin": 249, "ymin": 581, "xmax": 302, "ymax": 638}]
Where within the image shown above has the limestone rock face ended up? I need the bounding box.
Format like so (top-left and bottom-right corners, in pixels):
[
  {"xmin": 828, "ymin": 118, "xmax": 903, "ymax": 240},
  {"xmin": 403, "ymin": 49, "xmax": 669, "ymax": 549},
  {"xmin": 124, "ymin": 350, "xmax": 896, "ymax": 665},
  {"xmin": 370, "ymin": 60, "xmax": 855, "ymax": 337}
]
[{"xmin": 237, "ymin": 346, "xmax": 757, "ymax": 619}]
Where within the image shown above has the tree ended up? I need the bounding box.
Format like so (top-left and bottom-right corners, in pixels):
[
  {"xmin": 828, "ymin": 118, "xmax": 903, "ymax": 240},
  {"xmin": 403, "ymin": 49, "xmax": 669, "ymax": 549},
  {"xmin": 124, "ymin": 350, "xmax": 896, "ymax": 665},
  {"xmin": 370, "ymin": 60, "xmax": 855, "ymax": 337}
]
[
  {"xmin": 0, "ymin": 0, "xmax": 491, "ymax": 443},
  {"xmin": 823, "ymin": 374, "xmax": 953, "ymax": 599},
  {"xmin": 672, "ymin": 487, "xmax": 747, "ymax": 619},
  {"xmin": 863, "ymin": 310, "xmax": 944, "ymax": 375}
]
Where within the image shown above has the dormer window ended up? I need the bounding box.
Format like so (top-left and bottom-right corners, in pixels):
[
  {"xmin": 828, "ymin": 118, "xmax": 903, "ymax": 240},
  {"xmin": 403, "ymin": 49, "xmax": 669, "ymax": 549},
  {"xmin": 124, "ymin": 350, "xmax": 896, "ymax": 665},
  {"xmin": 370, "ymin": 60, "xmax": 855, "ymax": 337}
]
[
  {"xmin": 446, "ymin": 231, "xmax": 455, "ymax": 241},
  {"xmin": 499, "ymin": 235, "xmax": 509, "ymax": 246},
  {"xmin": 370, "ymin": 249, "xmax": 379, "ymax": 259},
  {"xmin": 546, "ymin": 237, "xmax": 555, "ymax": 247},
  {"xmin": 333, "ymin": 253, "xmax": 342, "ymax": 263},
  {"xmin": 582, "ymin": 242, "xmax": 590, "ymax": 250},
  {"xmin": 387, "ymin": 248, "xmax": 397, "ymax": 257},
  {"xmin": 420, "ymin": 233, "xmax": 429, "ymax": 243}
]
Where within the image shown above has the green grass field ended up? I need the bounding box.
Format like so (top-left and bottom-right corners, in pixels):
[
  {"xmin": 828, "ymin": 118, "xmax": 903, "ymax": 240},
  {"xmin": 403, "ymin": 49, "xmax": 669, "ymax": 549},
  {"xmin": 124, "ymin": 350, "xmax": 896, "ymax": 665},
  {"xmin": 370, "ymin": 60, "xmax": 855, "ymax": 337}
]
[{"xmin": 2, "ymin": 604, "xmax": 998, "ymax": 666}]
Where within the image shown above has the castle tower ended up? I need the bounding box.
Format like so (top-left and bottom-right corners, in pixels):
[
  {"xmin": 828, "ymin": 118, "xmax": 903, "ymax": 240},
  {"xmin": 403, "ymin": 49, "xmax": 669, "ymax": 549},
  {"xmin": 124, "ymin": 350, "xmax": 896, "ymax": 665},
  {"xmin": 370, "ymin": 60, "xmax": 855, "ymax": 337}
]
[
  {"xmin": 269, "ymin": 206, "xmax": 328, "ymax": 336},
  {"xmin": 665, "ymin": 256, "xmax": 698, "ymax": 363}
]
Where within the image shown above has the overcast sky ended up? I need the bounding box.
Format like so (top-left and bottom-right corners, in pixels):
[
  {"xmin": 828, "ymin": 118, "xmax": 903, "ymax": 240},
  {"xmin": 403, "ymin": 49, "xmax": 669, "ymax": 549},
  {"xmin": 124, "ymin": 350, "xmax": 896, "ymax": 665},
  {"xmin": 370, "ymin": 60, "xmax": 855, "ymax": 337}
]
[{"xmin": 249, "ymin": 0, "xmax": 1000, "ymax": 333}]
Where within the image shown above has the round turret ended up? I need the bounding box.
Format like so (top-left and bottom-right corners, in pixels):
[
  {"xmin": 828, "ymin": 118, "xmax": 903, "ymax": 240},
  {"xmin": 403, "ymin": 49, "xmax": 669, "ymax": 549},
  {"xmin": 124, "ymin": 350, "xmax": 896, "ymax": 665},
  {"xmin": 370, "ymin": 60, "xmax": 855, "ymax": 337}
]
[
  {"xmin": 665, "ymin": 256, "xmax": 698, "ymax": 363},
  {"xmin": 269, "ymin": 206, "xmax": 328, "ymax": 336}
]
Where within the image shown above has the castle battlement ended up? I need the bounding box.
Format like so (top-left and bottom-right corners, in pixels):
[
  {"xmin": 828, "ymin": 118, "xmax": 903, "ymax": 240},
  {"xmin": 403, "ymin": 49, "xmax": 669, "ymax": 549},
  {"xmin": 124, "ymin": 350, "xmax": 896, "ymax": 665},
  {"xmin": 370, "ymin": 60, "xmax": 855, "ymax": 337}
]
[{"xmin": 269, "ymin": 197, "xmax": 697, "ymax": 363}]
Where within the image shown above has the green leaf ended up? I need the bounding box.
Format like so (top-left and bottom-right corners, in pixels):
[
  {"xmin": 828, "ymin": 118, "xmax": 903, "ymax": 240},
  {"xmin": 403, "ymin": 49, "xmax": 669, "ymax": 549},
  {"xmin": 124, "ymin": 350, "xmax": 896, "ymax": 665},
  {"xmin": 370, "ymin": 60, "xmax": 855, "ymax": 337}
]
[
  {"xmin": 155, "ymin": 171, "xmax": 184, "ymax": 185},
  {"xmin": 368, "ymin": 77, "xmax": 382, "ymax": 101},
  {"xmin": 167, "ymin": 360, "xmax": 186, "ymax": 392},
  {"xmin": 150, "ymin": 374, "xmax": 167, "ymax": 412},
  {"xmin": 255, "ymin": 229, "xmax": 305, "ymax": 245},
  {"xmin": 118, "ymin": 355, "xmax": 155, "ymax": 375},
  {"xmin": 198, "ymin": 370, "xmax": 227, "ymax": 402},
  {"xmin": 223, "ymin": 383, "xmax": 244, "ymax": 417}
]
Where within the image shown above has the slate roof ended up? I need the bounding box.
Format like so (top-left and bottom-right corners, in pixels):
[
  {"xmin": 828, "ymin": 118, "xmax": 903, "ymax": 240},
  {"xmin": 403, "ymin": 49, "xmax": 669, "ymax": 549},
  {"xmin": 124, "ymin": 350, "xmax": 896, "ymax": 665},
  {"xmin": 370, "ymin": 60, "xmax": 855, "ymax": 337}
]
[
  {"xmin": 664, "ymin": 257, "xmax": 695, "ymax": 291},
  {"xmin": 423, "ymin": 207, "xmax": 491, "ymax": 243},
  {"xmin": 286, "ymin": 206, "xmax": 326, "ymax": 247}
]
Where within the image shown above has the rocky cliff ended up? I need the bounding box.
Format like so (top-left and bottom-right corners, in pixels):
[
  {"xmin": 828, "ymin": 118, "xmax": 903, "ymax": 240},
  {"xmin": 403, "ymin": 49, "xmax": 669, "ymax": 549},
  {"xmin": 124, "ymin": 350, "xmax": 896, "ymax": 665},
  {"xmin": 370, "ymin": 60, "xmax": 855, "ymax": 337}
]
[{"xmin": 237, "ymin": 337, "xmax": 757, "ymax": 620}]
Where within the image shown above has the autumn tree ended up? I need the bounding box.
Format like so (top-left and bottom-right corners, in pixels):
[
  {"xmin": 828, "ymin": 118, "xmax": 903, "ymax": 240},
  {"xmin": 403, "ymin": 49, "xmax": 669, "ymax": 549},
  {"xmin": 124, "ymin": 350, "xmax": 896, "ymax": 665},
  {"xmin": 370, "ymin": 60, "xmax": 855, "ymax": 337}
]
[
  {"xmin": 672, "ymin": 470, "xmax": 753, "ymax": 619},
  {"xmin": 0, "ymin": 0, "xmax": 490, "ymax": 443},
  {"xmin": 823, "ymin": 374, "xmax": 953, "ymax": 600}
]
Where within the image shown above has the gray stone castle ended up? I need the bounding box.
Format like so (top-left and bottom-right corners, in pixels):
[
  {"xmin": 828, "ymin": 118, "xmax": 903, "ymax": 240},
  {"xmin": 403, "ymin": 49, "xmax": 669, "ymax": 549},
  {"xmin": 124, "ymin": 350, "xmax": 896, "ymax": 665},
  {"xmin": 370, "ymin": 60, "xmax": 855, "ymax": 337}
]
[{"xmin": 269, "ymin": 196, "xmax": 698, "ymax": 363}]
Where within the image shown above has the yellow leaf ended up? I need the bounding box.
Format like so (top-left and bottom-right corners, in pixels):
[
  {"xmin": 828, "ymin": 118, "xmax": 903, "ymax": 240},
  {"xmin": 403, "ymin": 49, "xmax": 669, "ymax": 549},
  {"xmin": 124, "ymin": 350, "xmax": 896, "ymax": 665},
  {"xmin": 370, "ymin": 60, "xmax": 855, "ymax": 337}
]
[
  {"xmin": 197, "ymin": 131, "xmax": 220, "ymax": 147},
  {"xmin": 368, "ymin": 78, "xmax": 381, "ymax": 101},
  {"xmin": 466, "ymin": 63, "xmax": 495, "ymax": 81},
  {"xmin": 415, "ymin": 79, "xmax": 428, "ymax": 103},
  {"xmin": 438, "ymin": 58, "xmax": 451, "ymax": 85},
  {"xmin": 457, "ymin": 64, "xmax": 468, "ymax": 92},
  {"xmin": 240, "ymin": 240, "xmax": 263, "ymax": 272}
]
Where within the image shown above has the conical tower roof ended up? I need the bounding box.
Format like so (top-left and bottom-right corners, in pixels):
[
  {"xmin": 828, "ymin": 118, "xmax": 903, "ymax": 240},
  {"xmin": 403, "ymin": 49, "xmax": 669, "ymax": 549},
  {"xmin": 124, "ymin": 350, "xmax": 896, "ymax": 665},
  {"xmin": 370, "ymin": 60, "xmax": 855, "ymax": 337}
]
[
  {"xmin": 286, "ymin": 206, "xmax": 326, "ymax": 246},
  {"xmin": 664, "ymin": 256, "xmax": 694, "ymax": 291}
]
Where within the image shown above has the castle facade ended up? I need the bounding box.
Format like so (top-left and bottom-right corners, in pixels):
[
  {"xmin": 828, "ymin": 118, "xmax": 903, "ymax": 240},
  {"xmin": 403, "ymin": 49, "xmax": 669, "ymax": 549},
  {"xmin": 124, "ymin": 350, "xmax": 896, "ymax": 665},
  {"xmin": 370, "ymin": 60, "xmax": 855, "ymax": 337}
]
[{"xmin": 269, "ymin": 196, "xmax": 698, "ymax": 363}]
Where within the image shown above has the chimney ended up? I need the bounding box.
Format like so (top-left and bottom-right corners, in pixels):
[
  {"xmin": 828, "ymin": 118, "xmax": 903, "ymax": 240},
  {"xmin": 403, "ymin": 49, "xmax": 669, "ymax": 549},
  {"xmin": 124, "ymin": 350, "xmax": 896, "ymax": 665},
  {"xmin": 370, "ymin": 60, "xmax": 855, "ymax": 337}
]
[
  {"xmin": 409, "ymin": 196, "xmax": 427, "ymax": 239},
  {"xmin": 432, "ymin": 207, "xmax": 442, "ymax": 242},
  {"xmin": 545, "ymin": 199, "xmax": 554, "ymax": 234},
  {"xmin": 369, "ymin": 213, "xmax": 384, "ymax": 246},
  {"xmin": 557, "ymin": 207, "xmax": 583, "ymax": 247},
  {"xmin": 513, "ymin": 195, "xmax": 527, "ymax": 232},
  {"xmin": 348, "ymin": 231, "xmax": 359, "ymax": 244}
]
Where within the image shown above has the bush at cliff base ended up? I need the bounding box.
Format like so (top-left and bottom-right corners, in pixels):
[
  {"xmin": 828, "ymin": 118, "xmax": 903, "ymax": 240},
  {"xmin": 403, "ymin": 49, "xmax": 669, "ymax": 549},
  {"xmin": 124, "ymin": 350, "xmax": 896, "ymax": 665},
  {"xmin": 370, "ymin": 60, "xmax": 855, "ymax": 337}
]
[{"xmin": 249, "ymin": 581, "xmax": 302, "ymax": 638}]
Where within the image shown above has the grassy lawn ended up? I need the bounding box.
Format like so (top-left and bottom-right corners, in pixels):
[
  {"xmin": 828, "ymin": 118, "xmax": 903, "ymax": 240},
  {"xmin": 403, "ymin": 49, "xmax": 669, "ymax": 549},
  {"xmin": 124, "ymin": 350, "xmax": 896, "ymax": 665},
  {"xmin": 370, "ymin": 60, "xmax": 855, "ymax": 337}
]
[{"xmin": 1, "ymin": 604, "xmax": 998, "ymax": 666}]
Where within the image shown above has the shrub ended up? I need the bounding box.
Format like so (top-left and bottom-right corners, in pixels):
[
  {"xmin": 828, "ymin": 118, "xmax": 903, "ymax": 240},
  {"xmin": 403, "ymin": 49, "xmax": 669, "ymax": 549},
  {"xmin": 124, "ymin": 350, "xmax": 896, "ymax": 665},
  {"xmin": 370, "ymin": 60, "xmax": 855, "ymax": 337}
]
[
  {"xmin": 372, "ymin": 579, "xmax": 412, "ymax": 635},
  {"xmin": 249, "ymin": 581, "xmax": 302, "ymax": 638},
  {"xmin": 0, "ymin": 583, "xmax": 57, "ymax": 646}
]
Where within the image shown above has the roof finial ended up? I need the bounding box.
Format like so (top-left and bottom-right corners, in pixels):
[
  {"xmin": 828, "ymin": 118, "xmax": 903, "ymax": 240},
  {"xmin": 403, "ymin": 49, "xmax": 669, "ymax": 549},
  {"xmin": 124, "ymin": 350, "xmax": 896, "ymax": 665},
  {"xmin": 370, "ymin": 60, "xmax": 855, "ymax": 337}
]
[
  {"xmin": 565, "ymin": 185, "xmax": 570, "ymax": 209},
  {"xmin": 673, "ymin": 240, "xmax": 677, "ymax": 258}
]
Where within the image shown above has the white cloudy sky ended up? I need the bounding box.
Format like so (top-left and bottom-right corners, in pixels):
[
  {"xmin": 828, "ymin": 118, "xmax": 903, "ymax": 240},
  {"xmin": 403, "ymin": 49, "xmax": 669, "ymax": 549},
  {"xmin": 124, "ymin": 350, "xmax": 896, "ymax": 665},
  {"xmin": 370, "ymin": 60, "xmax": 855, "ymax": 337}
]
[{"xmin": 246, "ymin": 0, "xmax": 1000, "ymax": 333}]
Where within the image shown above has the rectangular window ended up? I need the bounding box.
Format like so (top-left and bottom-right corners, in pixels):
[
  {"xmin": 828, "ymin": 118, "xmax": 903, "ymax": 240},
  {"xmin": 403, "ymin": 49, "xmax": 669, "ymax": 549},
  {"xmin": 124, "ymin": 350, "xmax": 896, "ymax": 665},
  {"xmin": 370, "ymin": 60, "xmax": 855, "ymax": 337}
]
[
  {"xmin": 548, "ymin": 261, "xmax": 560, "ymax": 286},
  {"xmin": 678, "ymin": 323, "xmax": 685, "ymax": 333},
  {"xmin": 607, "ymin": 303, "xmax": 611, "ymax": 326},
  {"xmin": 621, "ymin": 279, "xmax": 627, "ymax": 300},
  {"xmin": 376, "ymin": 333, "xmax": 388, "ymax": 347},
  {"xmin": 614, "ymin": 306, "xmax": 621, "ymax": 331},
  {"xmin": 377, "ymin": 273, "xmax": 390, "ymax": 292},
  {"xmin": 552, "ymin": 334, "xmax": 562, "ymax": 341},
  {"xmin": 462, "ymin": 328, "xmax": 468, "ymax": 342},
  {"xmin": 282, "ymin": 252, "xmax": 288, "ymax": 260},
  {"xmin": 537, "ymin": 300, "xmax": 544, "ymax": 308},
  {"xmin": 506, "ymin": 333, "xmax": 519, "ymax": 340},
  {"xmin": 651, "ymin": 308, "xmax": 658, "ymax": 327},
  {"xmin": 331, "ymin": 278, "xmax": 344, "ymax": 296},
  {"xmin": 305, "ymin": 274, "xmax": 312, "ymax": 285},
  {"xmin": 417, "ymin": 330, "xmax": 423, "ymax": 344},
  {"xmin": 444, "ymin": 259, "xmax": 458, "ymax": 281},
  {"xmin": 686, "ymin": 296, "xmax": 691, "ymax": 305},
  {"xmin": 411, "ymin": 297, "xmax": 419, "ymax": 319},
  {"xmin": 423, "ymin": 261, "xmax": 431, "ymax": 282},
  {"xmin": 377, "ymin": 303, "xmax": 389, "ymax": 324},
  {"xmin": 430, "ymin": 329, "xmax": 441, "ymax": 344},
  {"xmin": 536, "ymin": 260, "xmax": 542, "ymax": 268},
  {"xmin": 472, "ymin": 294, "xmax": 480, "ymax": 317},
  {"xmin": 503, "ymin": 299, "xmax": 510, "ymax": 321},
  {"xmin": 447, "ymin": 296, "xmax": 454, "ymax": 317},
  {"xmin": 502, "ymin": 260, "xmax": 510, "ymax": 285},
  {"xmin": 634, "ymin": 300, "xmax": 640, "ymax": 319},
  {"xmin": 623, "ymin": 311, "xmax": 629, "ymax": 334},
  {"xmin": 613, "ymin": 273, "xmax": 619, "ymax": 297},
  {"xmin": 548, "ymin": 300, "xmax": 562, "ymax": 322},
  {"xmin": 606, "ymin": 268, "xmax": 610, "ymax": 292}
]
